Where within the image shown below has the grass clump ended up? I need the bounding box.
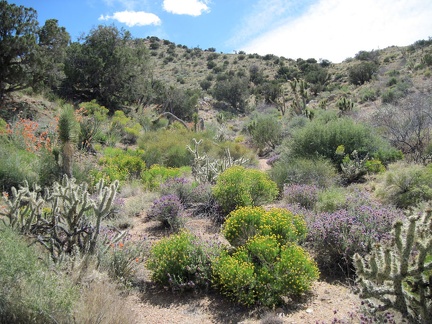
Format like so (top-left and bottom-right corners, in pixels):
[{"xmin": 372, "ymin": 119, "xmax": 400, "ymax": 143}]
[{"xmin": 0, "ymin": 225, "xmax": 77, "ymax": 323}]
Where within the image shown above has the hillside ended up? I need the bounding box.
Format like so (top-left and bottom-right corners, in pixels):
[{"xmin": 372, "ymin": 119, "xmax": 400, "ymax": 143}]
[
  {"xmin": 1, "ymin": 28, "xmax": 432, "ymax": 323},
  {"xmin": 141, "ymin": 36, "xmax": 432, "ymax": 119}
]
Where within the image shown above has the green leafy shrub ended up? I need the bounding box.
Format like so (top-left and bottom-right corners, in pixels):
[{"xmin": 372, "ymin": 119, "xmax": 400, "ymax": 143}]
[
  {"xmin": 138, "ymin": 128, "xmax": 196, "ymax": 167},
  {"xmin": 247, "ymin": 114, "xmax": 282, "ymax": 151},
  {"xmin": 141, "ymin": 164, "xmax": 190, "ymax": 190},
  {"xmin": 80, "ymin": 100, "xmax": 109, "ymax": 121},
  {"xmin": 212, "ymin": 235, "xmax": 319, "ymax": 306},
  {"xmin": 348, "ymin": 61, "xmax": 378, "ymax": 85},
  {"xmin": 147, "ymin": 231, "xmax": 220, "ymax": 291},
  {"xmin": 111, "ymin": 110, "xmax": 143, "ymax": 144},
  {"xmin": 288, "ymin": 116, "xmax": 399, "ymax": 168},
  {"xmin": 375, "ymin": 162, "xmax": 432, "ymax": 209},
  {"xmin": 213, "ymin": 166, "xmax": 278, "ymax": 215},
  {"xmin": 0, "ymin": 143, "xmax": 40, "ymax": 191},
  {"xmin": 91, "ymin": 147, "xmax": 145, "ymax": 184},
  {"xmin": 315, "ymin": 186, "xmax": 347, "ymax": 212},
  {"xmin": 270, "ymin": 157, "xmax": 339, "ymax": 190},
  {"xmin": 222, "ymin": 206, "xmax": 307, "ymax": 247},
  {"xmin": 0, "ymin": 225, "xmax": 77, "ymax": 323}
]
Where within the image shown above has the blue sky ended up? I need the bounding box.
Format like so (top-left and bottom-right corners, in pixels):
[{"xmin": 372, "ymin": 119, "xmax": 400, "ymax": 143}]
[{"xmin": 9, "ymin": 0, "xmax": 432, "ymax": 62}]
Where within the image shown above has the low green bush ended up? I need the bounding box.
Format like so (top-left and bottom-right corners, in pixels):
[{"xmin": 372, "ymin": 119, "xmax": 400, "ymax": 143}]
[
  {"xmin": 213, "ymin": 166, "xmax": 278, "ymax": 215},
  {"xmin": 212, "ymin": 235, "xmax": 319, "ymax": 307},
  {"xmin": 91, "ymin": 147, "xmax": 145, "ymax": 184},
  {"xmin": 222, "ymin": 206, "xmax": 307, "ymax": 247},
  {"xmin": 146, "ymin": 231, "xmax": 220, "ymax": 291},
  {"xmin": 288, "ymin": 116, "xmax": 399, "ymax": 168},
  {"xmin": 270, "ymin": 156, "xmax": 339, "ymax": 190},
  {"xmin": 0, "ymin": 225, "xmax": 77, "ymax": 323},
  {"xmin": 375, "ymin": 162, "xmax": 432, "ymax": 209},
  {"xmin": 138, "ymin": 128, "xmax": 196, "ymax": 168},
  {"xmin": 141, "ymin": 164, "xmax": 190, "ymax": 191}
]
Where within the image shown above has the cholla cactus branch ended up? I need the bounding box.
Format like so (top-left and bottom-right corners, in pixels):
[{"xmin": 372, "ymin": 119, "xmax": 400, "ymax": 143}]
[
  {"xmin": 187, "ymin": 138, "xmax": 248, "ymax": 183},
  {"xmin": 354, "ymin": 206, "xmax": 432, "ymax": 323}
]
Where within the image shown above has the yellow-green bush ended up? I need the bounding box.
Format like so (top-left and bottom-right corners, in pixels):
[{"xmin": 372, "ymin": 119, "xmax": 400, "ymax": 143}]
[
  {"xmin": 91, "ymin": 147, "xmax": 145, "ymax": 184},
  {"xmin": 141, "ymin": 164, "xmax": 190, "ymax": 190},
  {"xmin": 212, "ymin": 235, "xmax": 319, "ymax": 306},
  {"xmin": 146, "ymin": 231, "xmax": 220, "ymax": 291},
  {"xmin": 213, "ymin": 166, "xmax": 278, "ymax": 215},
  {"xmin": 222, "ymin": 206, "xmax": 307, "ymax": 247}
]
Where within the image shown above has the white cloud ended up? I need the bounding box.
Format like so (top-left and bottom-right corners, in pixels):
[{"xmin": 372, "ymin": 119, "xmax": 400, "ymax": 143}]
[
  {"xmin": 240, "ymin": 0, "xmax": 432, "ymax": 62},
  {"xmin": 162, "ymin": 0, "xmax": 210, "ymax": 16},
  {"xmin": 99, "ymin": 10, "xmax": 161, "ymax": 27},
  {"xmin": 227, "ymin": 0, "xmax": 313, "ymax": 48}
]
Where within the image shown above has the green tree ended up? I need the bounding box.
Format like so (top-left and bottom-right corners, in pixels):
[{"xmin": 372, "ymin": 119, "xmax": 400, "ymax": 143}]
[
  {"xmin": 212, "ymin": 76, "xmax": 249, "ymax": 112},
  {"xmin": 0, "ymin": 1, "xmax": 39, "ymax": 97},
  {"xmin": 247, "ymin": 113, "xmax": 282, "ymax": 152},
  {"xmin": 63, "ymin": 25, "xmax": 150, "ymax": 110},
  {"xmin": 348, "ymin": 61, "xmax": 378, "ymax": 85},
  {"xmin": 35, "ymin": 19, "xmax": 70, "ymax": 92}
]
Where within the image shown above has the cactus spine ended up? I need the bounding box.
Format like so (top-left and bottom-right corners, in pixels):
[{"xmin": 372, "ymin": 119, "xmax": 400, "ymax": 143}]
[{"xmin": 354, "ymin": 206, "xmax": 432, "ymax": 323}]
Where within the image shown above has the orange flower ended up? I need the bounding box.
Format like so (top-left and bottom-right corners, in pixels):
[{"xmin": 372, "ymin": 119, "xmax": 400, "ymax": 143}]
[{"xmin": 118, "ymin": 242, "xmax": 124, "ymax": 248}]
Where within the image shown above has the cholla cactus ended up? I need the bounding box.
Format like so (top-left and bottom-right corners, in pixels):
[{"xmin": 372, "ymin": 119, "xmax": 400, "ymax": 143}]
[
  {"xmin": 0, "ymin": 181, "xmax": 44, "ymax": 232},
  {"xmin": 187, "ymin": 138, "xmax": 248, "ymax": 184},
  {"xmin": 1, "ymin": 175, "xmax": 122, "ymax": 262},
  {"xmin": 354, "ymin": 205, "xmax": 432, "ymax": 323}
]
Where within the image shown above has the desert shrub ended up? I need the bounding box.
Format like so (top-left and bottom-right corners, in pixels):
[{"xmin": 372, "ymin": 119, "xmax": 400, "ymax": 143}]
[
  {"xmin": 375, "ymin": 162, "xmax": 432, "ymax": 209},
  {"xmin": 147, "ymin": 194, "xmax": 185, "ymax": 230},
  {"xmin": 146, "ymin": 231, "xmax": 220, "ymax": 291},
  {"xmin": 0, "ymin": 225, "xmax": 77, "ymax": 323},
  {"xmin": 213, "ymin": 166, "xmax": 278, "ymax": 215},
  {"xmin": 110, "ymin": 110, "xmax": 143, "ymax": 144},
  {"xmin": 358, "ymin": 86, "xmax": 379, "ymax": 103},
  {"xmin": 91, "ymin": 147, "xmax": 145, "ymax": 184},
  {"xmin": 160, "ymin": 177, "xmax": 198, "ymax": 206},
  {"xmin": 270, "ymin": 156, "xmax": 339, "ymax": 190},
  {"xmin": 141, "ymin": 164, "xmax": 190, "ymax": 191},
  {"xmin": 247, "ymin": 113, "xmax": 282, "ymax": 151},
  {"xmin": 0, "ymin": 143, "xmax": 40, "ymax": 191},
  {"xmin": 138, "ymin": 128, "xmax": 198, "ymax": 167},
  {"xmin": 212, "ymin": 76, "xmax": 250, "ymax": 112},
  {"xmin": 222, "ymin": 206, "xmax": 307, "ymax": 247},
  {"xmin": 283, "ymin": 184, "xmax": 319, "ymax": 209},
  {"xmin": 304, "ymin": 189, "xmax": 403, "ymax": 275},
  {"xmin": 315, "ymin": 186, "xmax": 347, "ymax": 212},
  {"xmin": 212, "ymin": 235, "xmax": 319, "ymax": 307},
  {"xmin": 348, "ymin": 61, "xmax": 378, "ymax": 85},
  {"xmin": 288, "ymin": 116, "xmax": 399, "ymax": 168},
  {"xmin": 99, "ymin": 233, "xmax": 147, "ymax": 286}
]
